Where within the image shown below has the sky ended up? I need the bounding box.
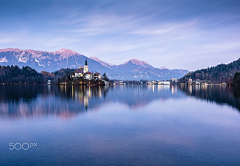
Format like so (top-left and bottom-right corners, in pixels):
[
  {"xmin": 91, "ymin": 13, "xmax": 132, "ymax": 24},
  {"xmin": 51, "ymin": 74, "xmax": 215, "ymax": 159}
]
[{"xmin": 0, "ymin": 0, "xmax": 239, "ymax": 70}]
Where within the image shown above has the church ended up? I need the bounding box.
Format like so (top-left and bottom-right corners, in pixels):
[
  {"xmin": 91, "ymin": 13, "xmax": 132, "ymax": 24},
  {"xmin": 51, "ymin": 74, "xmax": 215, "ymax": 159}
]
[{"xmin": 72, "ymin": 58, "xmax": 101, "ymax": 80}]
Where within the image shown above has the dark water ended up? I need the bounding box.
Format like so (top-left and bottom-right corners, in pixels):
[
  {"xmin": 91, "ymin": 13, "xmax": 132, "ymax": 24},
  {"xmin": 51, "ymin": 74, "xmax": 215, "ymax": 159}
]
[{"xmin": 0, "ymin": 85, "xmax": 240, "ymax": 166}]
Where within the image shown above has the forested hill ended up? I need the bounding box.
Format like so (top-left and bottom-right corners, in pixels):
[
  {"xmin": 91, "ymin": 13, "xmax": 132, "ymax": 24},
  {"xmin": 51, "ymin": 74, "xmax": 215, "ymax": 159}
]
[
  {"xmin": 179, "ymin": 58, "xmax": 240, "ymax": 83},
  {"xmin": 0, "ymin": 66, "xmax": 49, "ymax": 84},
  {"xmin": 0, "ymin": 65, "xmax": 80, "ymax": 85}
]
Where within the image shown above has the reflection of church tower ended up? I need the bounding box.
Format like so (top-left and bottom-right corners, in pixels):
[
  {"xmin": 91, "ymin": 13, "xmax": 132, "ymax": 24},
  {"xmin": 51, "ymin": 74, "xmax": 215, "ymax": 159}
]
[
  {"xmin": 84, "ymin": 58, "xmax": 89, "ymax": 73},
  {"xmin": 84, "ymin": 95, "xmax": 89, "ymax": 109}
]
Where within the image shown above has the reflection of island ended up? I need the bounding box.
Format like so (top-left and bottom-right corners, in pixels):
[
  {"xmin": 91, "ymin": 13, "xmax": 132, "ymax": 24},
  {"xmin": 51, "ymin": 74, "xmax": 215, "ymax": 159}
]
[
  {"xmin": 179, "ymin": 84, "xmax": 240, "ymax": 111},
  {"xmin": 56, "ymin": 85, "xmax": 109, "ymax": 109},
  {"xmin": 0, "ymin": 85, "xmax": 187, "ymax": 118},
  {"xmin": 0, "ymin": 85, "xmax": 110, "ymax": 118},
  {"xmin": 2, "ymin": 84, "xmax": 239, "ymax": 118}
]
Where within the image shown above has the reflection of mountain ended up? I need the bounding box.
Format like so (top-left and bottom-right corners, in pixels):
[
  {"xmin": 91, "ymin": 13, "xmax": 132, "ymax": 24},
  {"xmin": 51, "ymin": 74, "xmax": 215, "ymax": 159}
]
[
  {"xmin": 0, "ymin": 85, "xmax": 186, "ymax": 118},
  {"xmin": 179, "ymin": 84, "xmax": 240, "ymax": 111}
]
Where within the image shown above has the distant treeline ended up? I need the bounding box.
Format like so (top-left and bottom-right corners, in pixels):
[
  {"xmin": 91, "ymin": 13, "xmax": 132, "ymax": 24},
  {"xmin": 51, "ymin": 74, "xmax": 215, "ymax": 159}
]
[
  {"xmin": 0, "ymin": 66, "xmax": 45, "ymax": 84},
  {"xmin": 0, "ymin": 65, "xmax": 106, "ymax": 85},
  {"xmin": 179, "ymin": 58, "xmax": 240, "ymax": 85},
  {"xmin": 0, "ymin": 65, "xmax": 57, "ymax": 85}
]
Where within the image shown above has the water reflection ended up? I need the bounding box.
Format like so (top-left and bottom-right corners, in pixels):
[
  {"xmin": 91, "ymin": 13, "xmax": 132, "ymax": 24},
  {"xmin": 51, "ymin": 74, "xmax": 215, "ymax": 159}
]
[
  {"xmin": 0, "ymin": 85, "xmax": 184, "ymax": 118},
  {"xmin": 0, "ymin": 84, "xmax": 240, "ymax": 118},
  {"xmin": 0, "ymin": 85, "xmax": 109, "ymax": 118},
  {"xmin": 1, "ymin": 85, "xmax": 240, "ymax": 166},
  {"xmin": 179, "ymin": 84, "xmax": 240, "ymax": 111}
]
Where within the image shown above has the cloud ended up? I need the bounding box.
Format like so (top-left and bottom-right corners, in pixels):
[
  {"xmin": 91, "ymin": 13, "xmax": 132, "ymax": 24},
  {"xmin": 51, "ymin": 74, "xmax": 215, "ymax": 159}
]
[
  {"xmin": 0, "ymin": 0, "xmax": 239, "ymax": 70},
  {"xmin": 0, "ymin": 38, "xmax": 16, "ymax": 44}
]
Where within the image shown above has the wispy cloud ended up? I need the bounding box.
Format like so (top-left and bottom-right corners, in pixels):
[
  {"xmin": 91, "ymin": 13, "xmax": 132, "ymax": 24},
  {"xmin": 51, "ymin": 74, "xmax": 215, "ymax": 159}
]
[{"xmin": 0, "ymin": 0, "xmax": 239, "ymax": 70}]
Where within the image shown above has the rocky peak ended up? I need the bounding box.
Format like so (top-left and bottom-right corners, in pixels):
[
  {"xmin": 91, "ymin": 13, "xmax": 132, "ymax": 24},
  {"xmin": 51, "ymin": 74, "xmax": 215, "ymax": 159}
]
[
  {"xmin": 159, "ymin": 66, "xmax": 168, "ymax": 70},
  {"xmin": 123, "ymin": 59, "xmax": 152, "ymax": 68},
  {"xmin": 54, "ymin": 48, "xmax": 82, "ymax": 59},
  {"xmin": 0, "ymin": 48, "xmax": 22, "ymax": 52}
]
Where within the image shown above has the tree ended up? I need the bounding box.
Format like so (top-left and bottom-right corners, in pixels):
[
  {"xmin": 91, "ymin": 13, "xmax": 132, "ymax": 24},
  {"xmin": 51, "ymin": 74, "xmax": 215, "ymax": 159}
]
[
  {"xmin": 233, "ymin": 72, "xmax": 240, "ymax": 86},
  {"xmin": 103, "ymin": 73, "xmax": 109, "ymax": 81}
]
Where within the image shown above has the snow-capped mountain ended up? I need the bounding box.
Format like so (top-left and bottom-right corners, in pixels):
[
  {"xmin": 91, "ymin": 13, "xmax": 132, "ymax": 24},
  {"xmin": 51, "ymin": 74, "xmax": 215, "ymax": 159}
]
[
  {"xmin": 0, "ymin": 48, "xmax": 85, "ymax": 71},
  {"xmin": 0, "ymin": 48, "xmax": 189, "ymax": 80},
  {"xmin": 114, "ymin": 59, "xmax": 154, "ymax": 73},
  {"xmin": 0, "ymin": 48, "xmax": 112, "ymax": 74}
]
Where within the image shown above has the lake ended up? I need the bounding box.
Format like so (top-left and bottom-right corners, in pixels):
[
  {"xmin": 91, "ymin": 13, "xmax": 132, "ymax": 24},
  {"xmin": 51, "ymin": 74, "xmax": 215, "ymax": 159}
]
[{"xmin": 0, "ymin": 85, "xmax": 240, "ymax": 166}]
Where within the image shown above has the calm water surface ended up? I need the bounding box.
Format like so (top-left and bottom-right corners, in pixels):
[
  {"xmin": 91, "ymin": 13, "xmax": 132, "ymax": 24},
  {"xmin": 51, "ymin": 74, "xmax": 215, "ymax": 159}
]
[{"xmin": 0, "ymin": 85, "xmax": 240, "ymax": 166}]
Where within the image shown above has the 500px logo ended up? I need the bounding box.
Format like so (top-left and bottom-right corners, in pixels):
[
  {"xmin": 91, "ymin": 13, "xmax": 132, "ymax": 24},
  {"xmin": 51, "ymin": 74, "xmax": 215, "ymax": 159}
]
[{"xmin": 9, "ymin": 143, "xmax": 37, "ymax": 150}]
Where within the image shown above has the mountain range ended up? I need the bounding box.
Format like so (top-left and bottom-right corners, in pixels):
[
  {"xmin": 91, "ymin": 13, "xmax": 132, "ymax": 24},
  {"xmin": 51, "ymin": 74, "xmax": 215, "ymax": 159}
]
[{"xmin": 0, "ymin": 48, "xmax": 189, "ymax": 80}]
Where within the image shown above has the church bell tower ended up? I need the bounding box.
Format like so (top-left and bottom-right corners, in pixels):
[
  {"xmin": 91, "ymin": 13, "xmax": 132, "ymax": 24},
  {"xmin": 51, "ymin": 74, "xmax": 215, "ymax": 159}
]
[{"xmin": 84, "ymin": 58, "xmax": 89, "ymax": 73}]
